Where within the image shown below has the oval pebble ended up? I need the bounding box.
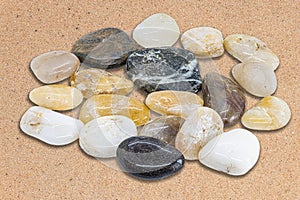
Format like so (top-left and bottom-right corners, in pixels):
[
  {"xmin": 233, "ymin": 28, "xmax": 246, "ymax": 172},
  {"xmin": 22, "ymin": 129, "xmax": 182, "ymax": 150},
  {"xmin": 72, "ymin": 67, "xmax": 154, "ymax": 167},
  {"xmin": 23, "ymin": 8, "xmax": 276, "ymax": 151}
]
[
  {"xmin": 20, "ymin": 106, "xmax": 83, "ymax": 145},
  {"xmin": 199, "ymin": 128, "xmax": 260, "ymax": 176}
]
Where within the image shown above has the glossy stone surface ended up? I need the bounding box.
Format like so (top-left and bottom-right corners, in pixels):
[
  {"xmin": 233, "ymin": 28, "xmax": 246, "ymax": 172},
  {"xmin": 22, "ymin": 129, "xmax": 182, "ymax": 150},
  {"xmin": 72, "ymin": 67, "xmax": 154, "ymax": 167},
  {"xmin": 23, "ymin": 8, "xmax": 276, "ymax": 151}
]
[
  {"xmin": 71, "ymin": 28, "xmax": 140, "ymax": 69},
  {"xmin": 29, "ymin": 85, "xmax": 83, "ymax": 111},
  {"xmin": 175, "ymin": 107, "xmax": 223, "ymax": 160},
  {"xmin": 203, "ymin": 72, "xmax": 246, "ymax": 126},
  {"xmin": 79, "ymin": 94, "xmax": 150, "ymax": 126},
  {"xmin": 224, "ymin": 34, "xmax": 279, "ymax": 70},
  {"xmin": 20, "ymin": 106, "xmax": 83, "ymax": 146},
  {"xmin": 199, "ymin": 128, "xmax": 260, "ymax": 176},
  {"xmin": 242, "ymin": 96, "xmax": 291, "ymax": 130},
  {"xmin": 139, "ymin": 115, "xmax": 184, "ymax": 145},
  {"xmin": 132, "ymin": 13, "xmax": 180, "ymax": 48},
  {"xmin": 126, "ymin": 47, "xmax": 202, "ymax": 93},
  {"xmin": 79, "ymin": 116, "xmax": 137, "ymax": 158},
  {"xmin": 232, "ymin": 62, "xmax": 277, "ymax": 97},
  {"xmin": 181, "ymin": 27, "xmax": 224, "ymax": 58},
  {"xmin": 30, "ymin": 50, "xmax": 80, "ymax": 84},
  {"xmin": 70, "ymin": 68, "xmax": 134, "ymax": 98},
  {"xmin": 116, "ymin": 136, "xmax": 184, "ymax": 180}
]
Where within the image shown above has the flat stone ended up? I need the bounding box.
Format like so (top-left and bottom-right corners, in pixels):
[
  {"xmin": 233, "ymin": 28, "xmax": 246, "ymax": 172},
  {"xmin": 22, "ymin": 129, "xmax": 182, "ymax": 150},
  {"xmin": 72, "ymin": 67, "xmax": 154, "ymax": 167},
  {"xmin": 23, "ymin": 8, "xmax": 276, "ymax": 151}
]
[
  {"xmin": 242, "ymin": 96, "xmax": 291, "ymax": 130},
  {"xmin": 79, "ymin": 94, "xmax": 150, "ymax": 126},
  {"xmin": 70, "ymin": 68, "xmax": 134, "ymax": 98},
  {"xmin": 29, "ymin": 85, "xmax": 83, "ymax": 111},
  {"xmin": 126, "ymin": 47, "xmax": 202, "ymax": 93},
  {"xmin": 71, "ymin": 28, "xmax": 140, "ymax": 69},
  {"xmin": 175, "ymin": 107, "xmax": 223, "ymax": 160},
  {"xmin": 116, "ymin": 136, "xmax": 184, "ymax": 180},
  {"xmin": 181, "ymin": 27, "xmax": 224, "ymax": 58},
  {"xmin": 139, "ymin": 115, "xmax": 184, "ymax": 145},
  {"xmin": 132, "ymin": 13, "xmax": 180, "ymax": 48},
  {"xmin": 224, "ymin": 34, "xmax": 279, "ymax": 70},
  {"xmin": 79, "ymin": 116, "xmax": 137, "ymax": 158},
  {"xmin": 199, "ymin": 128, "xmax": 260, "ymax": 176},
  {"xmin": 232, "ymin": 62, "xmax": 277, "ymax": 97},
  {"xmin": 203, "ymin": 72, "xmax": 246, "ymax": 126},
  {"xmin": 20, "ymin": 106, "xmax": 83, "ymax": 145}
]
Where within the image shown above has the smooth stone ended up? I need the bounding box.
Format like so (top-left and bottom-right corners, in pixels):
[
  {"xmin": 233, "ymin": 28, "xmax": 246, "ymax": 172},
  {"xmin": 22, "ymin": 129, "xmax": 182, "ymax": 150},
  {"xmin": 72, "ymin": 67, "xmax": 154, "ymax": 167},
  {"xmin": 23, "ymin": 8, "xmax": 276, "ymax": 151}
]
[
  {"xmin": 203, "ymin": 72, "xmax": 246, "ymax": 126},
  {"xmin": 181, "ymin": 27, "xmax": 224, "ymax": 58},
  {"xmin": 126, "ymin": 47, "xmax": 202, "ymax": 93},
  {"xmin": 70, "ymin": 68, "xmax": 134, "ymax": 98},
  {"xmin": 20, "ymin": 106, "xmax": 83, "ymax": 145},
  {"xmin": 29, "ymin": 85, "xmax": 83, "ymax": 111},
  {"xmin": 79, "ymin": 94, "xmax": 150, "ymax": 126},
  {"xmin": 232, "ymin": 62, "xmax": 277, "ymax": 97},
  {"xmin": 132, "ymin": 13, "xmax": 180, "ymax": 48},
  {"xmin": 224, "ymin": 34, "xmax": 279, "ymax": 70},
  {"xmin": 139, "ymin": 115, "xmax": 184, "ymax": 145},
  {"xmin": 71, "ymin": 28, "xmax": 140, "ymax": 69},
  {"xmin": 199, "ymin": 128, "xmax": 260, "ymax": 176},
  {"xmin": 242, "ymin": 96, "xmax": 291, "ymax": 130},
  {"xmin": 30, "ymin": 50, "xmax": 80, "ymax": 84},
  {"xmin": 79, "ymin": 116, "xmax": 137, "ymax": 158},
  {"xmin": 116, "ymin": 136, "xmax": 184, "ymax": 180},
  {"xmin": 175, "ymin": 107, "xmax": 223, "ymax": 160}
]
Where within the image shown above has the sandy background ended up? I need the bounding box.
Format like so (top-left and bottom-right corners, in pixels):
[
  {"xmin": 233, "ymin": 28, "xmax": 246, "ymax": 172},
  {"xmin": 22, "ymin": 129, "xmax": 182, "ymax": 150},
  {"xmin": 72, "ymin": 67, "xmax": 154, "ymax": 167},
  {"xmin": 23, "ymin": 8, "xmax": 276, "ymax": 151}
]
[{"xmin": 1, "ymin": 0, "xmax": 299, "ymax": 199}]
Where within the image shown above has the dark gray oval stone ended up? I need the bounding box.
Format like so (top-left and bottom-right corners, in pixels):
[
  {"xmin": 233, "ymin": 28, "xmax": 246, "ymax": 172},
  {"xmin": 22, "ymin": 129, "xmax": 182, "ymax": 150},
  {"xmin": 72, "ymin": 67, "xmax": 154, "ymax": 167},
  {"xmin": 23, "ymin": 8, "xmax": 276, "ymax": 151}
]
[
  {"xmin": 116, "ymin": 136, "xmax": 185, "ymax": 180},
  {"xmin": 126, "ymin": 47, "xmax": 202, "ymax": 93}
]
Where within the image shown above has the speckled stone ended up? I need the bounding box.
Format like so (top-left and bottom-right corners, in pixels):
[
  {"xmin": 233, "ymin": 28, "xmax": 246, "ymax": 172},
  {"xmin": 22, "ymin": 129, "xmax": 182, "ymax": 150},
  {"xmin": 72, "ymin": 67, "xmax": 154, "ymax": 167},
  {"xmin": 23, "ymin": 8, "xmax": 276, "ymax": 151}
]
[{"xmin": 116, "ymin": 136, "xmax": 184, "ymax": 180}]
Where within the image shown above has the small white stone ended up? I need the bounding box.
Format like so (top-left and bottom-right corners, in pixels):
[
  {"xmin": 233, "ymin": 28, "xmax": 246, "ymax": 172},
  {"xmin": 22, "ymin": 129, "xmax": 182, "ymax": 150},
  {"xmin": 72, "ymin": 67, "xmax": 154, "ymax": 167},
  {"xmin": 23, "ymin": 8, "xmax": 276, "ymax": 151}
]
[
  {"xmin": 20, "ymin": 106, "xmax": 83, "ymax": 145},
  {"xmin": 133, "ymin": 13, "xmax": 180, "ymax": 48},
  {"xmin": 199, "ymin": 128, "xmax": 260, "ymax": 176},
  {"xmin": 79, "ymin": 115, "xmax": 137, "ymax": 158}
]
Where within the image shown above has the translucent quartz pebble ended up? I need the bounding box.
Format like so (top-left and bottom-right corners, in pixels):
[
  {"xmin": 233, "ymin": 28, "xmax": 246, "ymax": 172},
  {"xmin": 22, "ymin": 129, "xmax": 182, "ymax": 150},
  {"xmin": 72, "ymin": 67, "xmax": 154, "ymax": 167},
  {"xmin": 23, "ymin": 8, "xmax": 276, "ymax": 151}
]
[
  {"xmin": 242, "ymin": 96, "xmax": 291, "ymax": 130},
  {"xmin": 224, "ymin": 34, "xmax": 279, "ymax": 70},
  {"xmin": 232, "ymin": 62, "xmax": 277, "ymax": 97},
  {"xmin": 29, "ymin": 85, "xmax": 83, "ymax": 111},
  {"xmin": 79, "ymin": 116, "xmax": 137, "ymax": 158},
  {"xmin": 20, "ymin": 106, "xmax": 83, "ymax": 145},
  {"xmin": 70, "ymin": 68, "xmax": 134, "ymax": 98},
  {"xmin": 30, "ymin": 50, "xmax": 80, "ymax": 84},
  {"xmin": 175, "ymin": 107, "xmax": 223, "ymax": 160},
  {"xmin": 132, "ymin": 13, "xmax": 180, "ymax": 48},
  {"xmin": 139, "ymin": 115, "xmax": 184, "ymax": 145},
  {"xmin": 181, "ymin": 27, "xmax": 224, "ymax": 58},
  {"xmin": 199, "ymin": 128, "xmax": 260, "ymax": 176},
  {"xmin": 79, "ymin": 94, "xmax": 150, "ymax": 126}
]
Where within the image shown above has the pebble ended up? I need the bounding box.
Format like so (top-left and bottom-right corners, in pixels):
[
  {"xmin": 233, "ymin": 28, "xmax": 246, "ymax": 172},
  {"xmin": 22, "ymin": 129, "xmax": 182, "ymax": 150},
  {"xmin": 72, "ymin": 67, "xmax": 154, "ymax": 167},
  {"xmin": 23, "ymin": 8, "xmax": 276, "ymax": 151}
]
[
  {"xmin": 126, "ymin": 47, "xmax": 202, "ymax": 93},
  {"xmin": 224, "ymin": 34, "xmax": 279, "ymax": 70},
  {"xmin": 203, "ymin": 72, "xmax": 246, "ymax": 126},
  {"xmin": 70, "ymin": 68, "xmax": 134, "ymax": 98},
  {"xmin": 29, "ymin": 85, "xmax": 83, "ymax": 111},
  {"xmin": 79, "ymin": 116, "xmax": 137, "ymax": 158},
  {"xmin": 181, "ymin": 27, "xmax": 224, "ymax": 58},
  {"xmin": 116, "ymin": 136, "xmax": 184, "ymax": 180},
  {"xmin": 71, "ymin": 28, "xmax": 140, "ymax": 69},
  {"xmin": 199, "ymin": 128, "xmax": 260, "ymax": 176},
  {"xmin": 139, "ymin": 115, "xmax": 184, "ymax": 145},
  {"xmin": 79, "ymin": 94, "xmax": 150, "ymax": 126},
  {"xmin": 232, "ymin": 62, "xmax": 277, "ymax": 97},
  {"xmin": 132, "ymin": 13, "xmax": 180, "ymax": 48},
  {"xmin": 175, "ymin": 107, "xmax": 223, "ymax": 160},
  {"xmin": 20, "ymin": 106, "xmax": 83, "ymax": 145},
  {"xmin": 242, "ymin": 96, "xmax": 291, "ymax": 130},
  {"xmin": 30, "ymin": 50, "xmax": 80, "ymax": 84}
]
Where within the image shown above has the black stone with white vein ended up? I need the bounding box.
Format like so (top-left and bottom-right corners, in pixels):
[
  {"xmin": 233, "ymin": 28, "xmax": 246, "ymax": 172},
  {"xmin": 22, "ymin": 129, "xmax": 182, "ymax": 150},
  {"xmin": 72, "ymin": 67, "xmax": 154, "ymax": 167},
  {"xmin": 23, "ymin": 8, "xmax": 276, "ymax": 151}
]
[{"xmin": 126, "ymin": 47, "xmax": 202, "ymax": 93}]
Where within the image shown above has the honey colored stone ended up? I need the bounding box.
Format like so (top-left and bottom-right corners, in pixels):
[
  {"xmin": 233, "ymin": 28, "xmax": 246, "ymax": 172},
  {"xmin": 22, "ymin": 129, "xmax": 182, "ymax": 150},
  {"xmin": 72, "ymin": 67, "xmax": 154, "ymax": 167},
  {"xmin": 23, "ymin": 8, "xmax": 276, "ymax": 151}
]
[
  {"xmin": 242, "ymin": 96, "xmax": 291, "ymax": 130},
  {"xmin": 70, "ymin": 68, "xmax": 134, "ymax": 98},
  {"xmin": 29, "ymin": 85, "xmax": 83, "ymax": 111},
  {"xmin": 79, "ymin": 94, "xmax": 150, "ymax": 126}
]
